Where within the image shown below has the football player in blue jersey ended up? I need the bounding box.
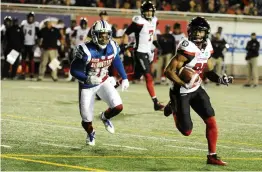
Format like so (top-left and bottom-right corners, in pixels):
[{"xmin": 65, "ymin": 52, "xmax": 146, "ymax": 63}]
[{"xmin": 70, "ymin": 20, "xmax": 129, "ymax": 146}]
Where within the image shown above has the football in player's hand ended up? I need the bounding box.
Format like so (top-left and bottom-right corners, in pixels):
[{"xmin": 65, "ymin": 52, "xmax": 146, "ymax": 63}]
[{"xmin": 178, "ymin": 67, "xmax": 199, "ymax": 83}]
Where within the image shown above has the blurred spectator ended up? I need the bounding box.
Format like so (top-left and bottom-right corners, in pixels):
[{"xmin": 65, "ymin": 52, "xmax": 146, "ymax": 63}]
[
  {"xmin": 244, "ymin": 33, "xmax": 260, "ymax": 87},
  {"xmin": 189, "ymin": 0, "xmax": 197, "ymax": 12},
  {"xmin": 156, "ymin": 25, "xmax": 176, "ymax": 84},
  {"xmin": 134, "ymin": 0, "xmax": 142, "ymax": 9},
  {"xmin": 172, "ymin": 23, "xmax": 185, "ymax": 46},
  {"xmin": 122, "ymin": 0, "xmax": 131, "ymax": 9},
  {"xmin": 37, "ymin": 19, "xmax": 61, "ymax": 82},
  {"xmin": 211, "ymin": 32, "xmax": 227, "ymax": 80},
  {"xmin": 161, "ymin": 1, "xmax": 172, "ymax": 11},
  {"xmin": 96, "ymin": 0, "xmax": 104, "ymax": 7},
  {"xmin": 2, "ymin": 18, "xmax": 24, "ymax": 80},
  {"xmin": 116, "ymin": 24, "xmax": 128, "ymax": 37}
]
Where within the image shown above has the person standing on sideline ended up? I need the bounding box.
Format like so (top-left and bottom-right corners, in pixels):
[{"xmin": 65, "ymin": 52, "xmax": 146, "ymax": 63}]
[
  {"xmin": 2, "ymin": 18, "xmax": 24, "ymax": 80},
  {"xmin": 37, "ymin": 19, "xmax": 61, "ymax": 82},
  {"xmin": 244, "ymin": 32, "xmax": 260, "ymax": 87},
  {"xmin": 211, "ymin": 32, "xmax": 227, "ymax": 85}
]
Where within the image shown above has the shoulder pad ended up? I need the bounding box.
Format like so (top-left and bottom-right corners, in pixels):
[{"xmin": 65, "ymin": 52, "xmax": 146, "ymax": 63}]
[
  {"xmin": 35, "ymin": 21, "xmax": 40, "ymax": 27},
  {"xmin": 177, "ymin": 38, "xmax": 192, "ymax": 51},
  {"xmin": 132, "ymin": 16, "xmax": 144, "ymax": 25},
  {"xmin": 152, "ymin": 16, "xmax": 158, "ymax": 23},
  {"xmin": 21, "ymin": 20, "xmax": 27, "ymax": 26}
]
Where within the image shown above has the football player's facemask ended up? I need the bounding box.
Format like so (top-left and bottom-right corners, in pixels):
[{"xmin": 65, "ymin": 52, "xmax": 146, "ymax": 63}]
[
  {"xmin": 27, "ymin": 12, "xmax": 35, "ymax": 24},
  {"xmin": 91, "ymin": 20, "xmax": 112, "ymax": 49},
  {"xmin": 141, "ymin": 1, "xmax": 156, "ymax": 20},
  {"xmin": 80, "ymin": 18, "xmax": 88, "ymax": 29},
  {"xmin": 188, "ymin": 16, "xmax": 210, "ymax": 43}
]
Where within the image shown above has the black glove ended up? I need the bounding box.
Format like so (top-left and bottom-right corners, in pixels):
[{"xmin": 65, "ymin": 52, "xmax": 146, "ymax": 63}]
[
  {"xmin": 73, "ymin": 45, "xmax": 86, "ymax": 60},
  {"xmin": 218, "ymin": 74, "xmax": 233, "ymax": 86}
]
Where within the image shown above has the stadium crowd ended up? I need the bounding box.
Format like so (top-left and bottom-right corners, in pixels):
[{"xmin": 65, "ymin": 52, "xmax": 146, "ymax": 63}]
[{"xmin": 2, "ymin": 0, "xmax": 262, "ymax": 16}]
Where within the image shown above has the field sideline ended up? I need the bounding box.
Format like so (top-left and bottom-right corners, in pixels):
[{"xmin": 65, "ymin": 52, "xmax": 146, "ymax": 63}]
[{"xmin": 1, "ymin": 80, "xmax": 262, "ymax": 171}]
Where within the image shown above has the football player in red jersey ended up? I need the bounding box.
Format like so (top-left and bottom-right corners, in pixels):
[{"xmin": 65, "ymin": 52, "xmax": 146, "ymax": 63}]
[{"xmin": 164, "ymin": 17, "xmax": 233, "ymax": 165}]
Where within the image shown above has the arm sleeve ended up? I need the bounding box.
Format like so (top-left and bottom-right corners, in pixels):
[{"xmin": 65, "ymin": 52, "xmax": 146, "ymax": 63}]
[
  {"xmin": 205, "ymin": 70, "xmax": 220, "ymax": 83},
  {"xmin": 70, "ymin": 58, "xmax": 87, "ymax": 82},
  {"xmin": 113, "ymin": 54, "xmax": 127, "ymax": 80},
  {"xmin": 125, "ymin": 22, "xmax": 143, "ymax": 35},
  {"xmin": 71, "ymin": 29, "xmax": 77, "ymax": 37}
]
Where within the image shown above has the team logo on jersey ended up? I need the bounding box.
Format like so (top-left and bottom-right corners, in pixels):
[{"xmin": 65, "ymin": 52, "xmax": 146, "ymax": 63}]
[
  {"xmin": 134, "ymin": 17, "xmax": 139, "ymax": 21},
  {"xmin": 182, "ymin": 40, "xmax": 189, "ymax": 47}
]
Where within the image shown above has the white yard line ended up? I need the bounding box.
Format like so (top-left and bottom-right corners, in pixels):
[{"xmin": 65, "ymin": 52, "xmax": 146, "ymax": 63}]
[
  {"xmin": 164, "ymin": 145, "xmax": 206, "ymax": 152},
  {"xmin": 38, "ymin": 142, "xmax": 81, "ymax": 149},
  {"xmin": 3, "ymin": 118, "xmax": 262, "ymax": 152},
  {"xmin": 1, "ymin": 145, "xmax": 11, "ymax": 148},
  {"xmin": 239, "ymin": 149, "xmax": 262, "ymax": 153},
  {"xmin": 28, "ymin": 86, "xmax": 76, "ymax": 91},
  {"xmin": 103, "ymin": 143, "xmax": 147, "ymax": 150}
]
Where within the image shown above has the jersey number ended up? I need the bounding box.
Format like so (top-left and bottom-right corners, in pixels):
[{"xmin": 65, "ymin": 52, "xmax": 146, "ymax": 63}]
[
  {"xmin": 193, "ymin": 63, "xmax": 207, "ymax": 76},
  {"xmin": 148, "ymin": 30, "xmax": 154, "ymax": 41},
  {"xmin": 25, "ymin": 29, "xmax": 32, "ymax": 36}
]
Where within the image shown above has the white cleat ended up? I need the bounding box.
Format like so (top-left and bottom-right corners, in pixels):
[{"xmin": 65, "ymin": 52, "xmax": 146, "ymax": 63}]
[
  {"xmin": 86, "ymin": 130, "xmax": 95, "ymax": 146},
  {"xmin": 100, "ymin": 112, "xmax": 115, "ymax": 134}
]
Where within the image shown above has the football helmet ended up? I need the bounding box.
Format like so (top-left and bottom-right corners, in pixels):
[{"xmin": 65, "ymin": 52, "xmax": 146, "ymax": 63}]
[
  {"xmin": 80, "ymin": 17, "xmax": 88, "ymax": 29},
  {"xmin": 27, "ymin": 12, "xmax": 35, "ymax": 24},
  {"xmin": 4, "ymin": 16, "xmax": 12, "ymax": 28},
  {"xmin": 91, "ymin": 20, "xmax": 112, "ymax": 49},
  {"xmin": 187, "ymin": 16, "xmax": 210, "ymax": 43},
  {"xmin": 141, "ymin": 1, "xmax": 156, "ymax": 20}
]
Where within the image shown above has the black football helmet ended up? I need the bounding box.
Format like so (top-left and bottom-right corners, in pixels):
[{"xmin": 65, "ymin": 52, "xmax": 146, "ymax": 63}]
[
  {"xmin": 80, "ymin": 17, "xmax": 88, "ymax": 29},
  {"xmin": 141, "ymin": 1, "xmax": 156, "ymax": 20},
  {"xmin": 27, "ymin": 12, "xmax": 35, "ymax": 23},
  {"xmin": 4, "ymin": 16, "xmax": 12, "ymax": 27},
  {"xmin": 187, "ymin": 16, "xmax": 210, "ymax": 43}
]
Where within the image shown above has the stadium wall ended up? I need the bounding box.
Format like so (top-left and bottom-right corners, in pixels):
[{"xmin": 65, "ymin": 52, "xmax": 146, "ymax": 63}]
[{"xmin": 1, "ymin": 3, "xmax": 262, "ymax": 77}]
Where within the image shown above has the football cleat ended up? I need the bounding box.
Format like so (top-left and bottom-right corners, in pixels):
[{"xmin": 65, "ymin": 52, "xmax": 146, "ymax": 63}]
[
  {"xmin": 100, "ymin": 112, "xmax": 115, "ymax": 134},
  {"xmin": 207, "ymin": 154, "xmax": 227, "ymax": 166},
  {"xmin": 154, "ymin": 102, "xmax": 165, "ymax": 111},
  {"xmin": 164, "ymin": 101, "xmax": 173, "ymax": 117},
  {"xmin": 87, "ymin": 130, "xmax": 96, "ymax": 146}
]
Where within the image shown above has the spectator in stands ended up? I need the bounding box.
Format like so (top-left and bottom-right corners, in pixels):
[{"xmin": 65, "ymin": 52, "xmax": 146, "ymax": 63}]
[
  {"xmin": 2, "ymin": 18, "xmax": 24, "ymax": 80},
  {"xmin": 211, "ymin": 32, "xmax": 227, "ymax": 84},
  {"xmin": 156, "ymin": 25, "xmax": 176, "ymax": 85},
  {"xmin": 189, "ymin": 0, "xmax": 197, "ymax": 12},
  {"xmin": 37, "ymin": 19, "xmax": 61, "ymax": 82},
  {"xmin": 244, "ymin": 33, "xmax": 260, "ymax": 87}
]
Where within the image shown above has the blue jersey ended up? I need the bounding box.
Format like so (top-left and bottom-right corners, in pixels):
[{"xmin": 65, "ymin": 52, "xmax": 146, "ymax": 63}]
[{"xmin": 70, "ymin": 40, "xmax": 127, "ymax": 89}]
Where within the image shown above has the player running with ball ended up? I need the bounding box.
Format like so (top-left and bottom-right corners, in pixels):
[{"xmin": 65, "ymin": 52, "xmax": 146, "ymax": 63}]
[{"xmin": 164, "ymin": 17, "xmax": 233, "ymax": 165}]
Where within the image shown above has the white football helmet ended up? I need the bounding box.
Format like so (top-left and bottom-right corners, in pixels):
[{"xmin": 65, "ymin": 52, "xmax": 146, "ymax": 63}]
[{"xmin": 91, "ymin": 20, "xmax": 112, "ymax": 49}]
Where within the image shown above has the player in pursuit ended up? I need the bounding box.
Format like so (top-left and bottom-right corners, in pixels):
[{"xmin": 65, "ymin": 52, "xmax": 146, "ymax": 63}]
[
  {"xmin": 122, "ymin": 1, "xmax": 164, "ymax": 111},
  {"xmin": 164, "ymin": 17, "xmax": 233, "ymax": 165},
  {"xmin": 70, "ymin": 20, "xmax": 129, "ymax": 146}
]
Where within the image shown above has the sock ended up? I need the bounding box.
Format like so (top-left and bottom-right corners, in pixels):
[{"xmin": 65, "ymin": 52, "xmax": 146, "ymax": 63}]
[
  {"xmin": 81, "ymin": 121, "xmax": 93, "ymax": 134},
  {"xmin": 30, "ymin": 59, "xmax": 35, "ymax": 75},
  {"xmin": 144, "ymin": 73, "xmax": 156, "ymax": 98},
  {"xmin": 104, "ymin": 104, "xmax": 123, "ymax": 119},
  {"xmin": 204, "ymin": 117, "xmax": 218, "ymax": 154},
  {"xmin": 152, "ymin": 97, "xmax": 158, "ymax": 104},
  {"xmin": 21, "ymin": 60, "xmax": 26, "ymax": 75}
]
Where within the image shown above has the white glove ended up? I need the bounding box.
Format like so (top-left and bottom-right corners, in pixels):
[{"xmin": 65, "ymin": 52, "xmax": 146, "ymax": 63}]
[
  {"xmin": 184, "ymin": 74, "xmax": 201, "ymax": 89},
  {"xmin": 86, "ymin": 75, "xmax": 102, "ymax": 85},
  {"xmin": 121, "ymin": 79, "xmax": 129, "ymax": 92}
]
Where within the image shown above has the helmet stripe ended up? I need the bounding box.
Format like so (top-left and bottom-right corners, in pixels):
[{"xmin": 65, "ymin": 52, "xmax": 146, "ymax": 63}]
[{"xmin": 101, "ymin": 20, "xmax": 105, "ymax": 29}]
